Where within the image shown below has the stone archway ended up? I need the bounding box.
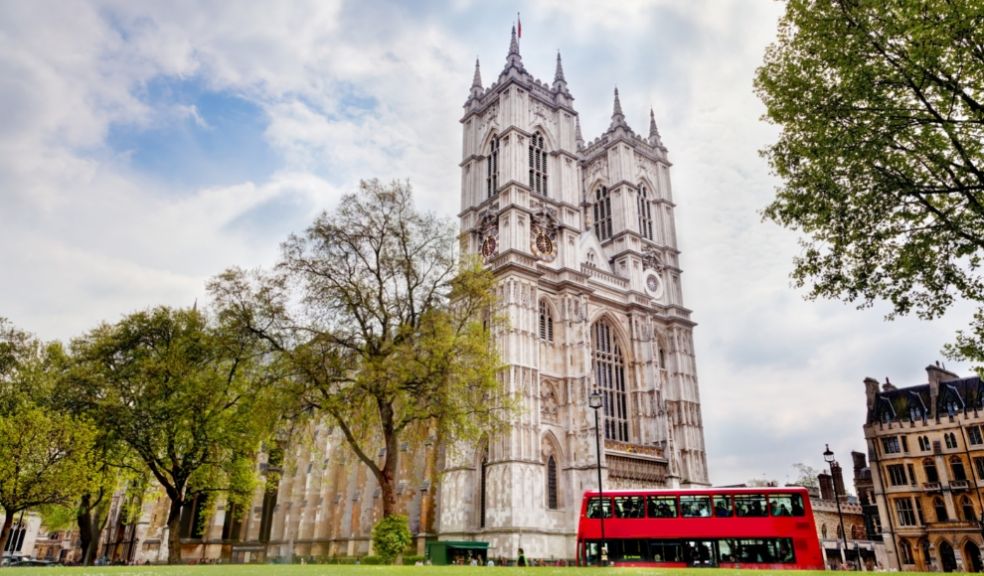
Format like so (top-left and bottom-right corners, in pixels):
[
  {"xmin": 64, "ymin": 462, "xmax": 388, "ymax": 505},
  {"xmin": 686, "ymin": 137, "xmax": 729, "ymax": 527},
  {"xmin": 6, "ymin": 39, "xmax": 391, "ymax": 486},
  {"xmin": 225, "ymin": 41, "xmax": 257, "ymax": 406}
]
[
  {"xmin": 964, "ymin": 541, "xmax": 982, "ymax": 573},
  {"xmin": 939, "ymin": 540, "xmax": 957, "ymax": 573}
]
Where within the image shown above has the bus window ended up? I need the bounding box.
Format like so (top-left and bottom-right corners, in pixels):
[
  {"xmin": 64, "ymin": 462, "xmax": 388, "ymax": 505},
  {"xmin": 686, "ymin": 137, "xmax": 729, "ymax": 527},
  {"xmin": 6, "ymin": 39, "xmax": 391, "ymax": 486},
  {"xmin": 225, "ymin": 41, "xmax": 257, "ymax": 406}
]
[
  {"xmin": 647, "ymin": 496, "xmax": 677, "ymax": 518},
  {"xmin": 713, "ymin": 495, "xmax": 733, "ymax": 517},
  {"xmin": 769, "ymin": 494, "xmax": 794, "ymax": 516},
  {"xmin": 790, "ymin": 493, "xmax": 805, "ymax": 516},
  {"xmin": 717, "ymin": 539, "xmax": 737, "ymax": 563},
  {"xmin": 615, "ymin": 496, "xmax": 645, "ymax": 518},
  {"xmin": 730, "ymin": 538, "xmax": 796, "ymax": 563},
  {"xmin": 649, "ymin": 540, "xmax": 682, "ymax": 562},
  {"xmin": 680, "ymin": 495, "xmax": 711, "ymax": 517},
  {"xmin": 735, "ymin": 494, "xmax": 768, "ymax": 517},
  {"xmin": 586, "ymin": 496, "xmax": 612, "ymax": 518}
]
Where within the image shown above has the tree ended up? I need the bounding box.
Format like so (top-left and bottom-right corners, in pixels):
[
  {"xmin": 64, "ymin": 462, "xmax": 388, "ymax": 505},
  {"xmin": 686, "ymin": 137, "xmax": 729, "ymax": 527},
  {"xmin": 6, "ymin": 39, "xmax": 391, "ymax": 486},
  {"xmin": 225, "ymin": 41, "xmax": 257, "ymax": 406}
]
[
  {"xmin": 791, "ymin": 463, "xmax": 821, "ymax": 489},
  {"xmin": 209, "ymin": 179, "xmax": 508, "ymax": 520},
  {"xmin": 69, "ymin": 307, "xmax": 282, "ymax": 564},
  {"xmin": 755, "ymin": 0, "xmax": 984, "ymax": 366},
  {"xmin": 0, "ymin": 319, "xmax": 97, "ymax": 560}
]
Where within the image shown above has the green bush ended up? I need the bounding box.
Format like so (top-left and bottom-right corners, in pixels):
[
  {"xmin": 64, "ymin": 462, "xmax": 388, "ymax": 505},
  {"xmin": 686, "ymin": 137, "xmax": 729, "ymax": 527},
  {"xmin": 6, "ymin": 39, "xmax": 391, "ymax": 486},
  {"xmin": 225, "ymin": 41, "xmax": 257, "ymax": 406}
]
[
  {"xmin": 360, "ymin": 555, "xmax": 385, "ymax": 565},
  {"xmin": 402, "ymin": 555, "xmax": 425, "ymax": 565},
  {"xmin": 371, "ymin": 514, "xmax": 413, "ymax": 563}
]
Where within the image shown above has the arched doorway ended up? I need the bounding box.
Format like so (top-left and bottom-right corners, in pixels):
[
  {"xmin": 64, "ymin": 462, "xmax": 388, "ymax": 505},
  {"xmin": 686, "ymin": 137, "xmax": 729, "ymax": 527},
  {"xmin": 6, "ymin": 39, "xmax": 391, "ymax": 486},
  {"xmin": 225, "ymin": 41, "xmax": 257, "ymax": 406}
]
[
  {"xmin": 965, "ymin": 541, "xmax": 983, "ymax": 573},
  {"xmin": 939, "ymin": 540, "xmax": 957, "ymax": 573}
]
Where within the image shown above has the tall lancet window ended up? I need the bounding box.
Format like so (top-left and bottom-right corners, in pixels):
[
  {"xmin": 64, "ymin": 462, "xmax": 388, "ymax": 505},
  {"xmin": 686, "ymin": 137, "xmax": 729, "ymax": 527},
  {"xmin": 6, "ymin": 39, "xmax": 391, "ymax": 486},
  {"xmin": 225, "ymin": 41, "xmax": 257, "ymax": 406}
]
[
  {"xmin": 637, "ymin": 186, "xmax": 653, "ymax": 240},
  {"xmin": 487, "ymin": 135, "xmax": 499, "ymax": 197},
  {"xmin": 593, "ymin": 186, "xmax": 612, "ymax": 240},
  {"xmin": 538, "ymin": 299, "xmax": 554, "ymax": 342},
  {"xmin": 546, "ymin": 455, "xmax": 558, "ymax": 509},
  {"xmin": 592, "ymin": 319, "xmax": 628, "ymax": 441},
  {"xmin": 529, "ymin": 131, "xmax": 548, "ymax": 195}
]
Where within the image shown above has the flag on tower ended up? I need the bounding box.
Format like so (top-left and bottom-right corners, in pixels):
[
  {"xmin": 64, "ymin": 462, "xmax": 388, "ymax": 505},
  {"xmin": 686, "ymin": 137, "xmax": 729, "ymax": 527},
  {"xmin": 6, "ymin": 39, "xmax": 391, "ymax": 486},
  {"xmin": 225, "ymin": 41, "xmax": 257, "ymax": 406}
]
[{"xmin": 517, "ymin": 12, "xmax": 522, "ymax": 38}]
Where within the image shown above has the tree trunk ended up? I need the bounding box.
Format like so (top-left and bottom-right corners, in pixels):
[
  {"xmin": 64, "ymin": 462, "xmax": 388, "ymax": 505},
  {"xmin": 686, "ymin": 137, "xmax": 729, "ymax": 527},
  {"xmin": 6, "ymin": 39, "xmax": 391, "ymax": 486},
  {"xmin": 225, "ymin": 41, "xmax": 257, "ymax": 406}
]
[
  {"xmin": 0, "ymin": 509, "xmax": 15, "ymax": 569},
  {"xmin": 77, "ymin": 489, "xmax": 108, "ymax": 565},
  {"xmin": 166, "ymin": 496, "xmax": 184, "ymax": 564}
]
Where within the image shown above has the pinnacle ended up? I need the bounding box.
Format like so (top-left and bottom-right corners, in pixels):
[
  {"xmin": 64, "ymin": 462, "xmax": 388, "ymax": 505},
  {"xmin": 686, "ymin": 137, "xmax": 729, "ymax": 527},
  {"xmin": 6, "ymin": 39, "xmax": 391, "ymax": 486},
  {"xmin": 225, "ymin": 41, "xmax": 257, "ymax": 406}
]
[
  {"xmin": 504, "ymin": 25, "xmax": 524, "ymax": 71},
  {"xmin": 472, "ymin": 58, "xmax": 482, "ymax": 89},
  {"xmin": 610, "ymin": 86, "xmax": 626, "ymax": 127},
  {"xmin": 554, "ymin": 52, "xmax": 566, "ymax": 84},
  {"xmin": 575, "ymin": 116, "xmax": 584, "ymax": 149},
  {"xmin": 649, "ymin": 107, "xmax": 664, "ymax": 147}
]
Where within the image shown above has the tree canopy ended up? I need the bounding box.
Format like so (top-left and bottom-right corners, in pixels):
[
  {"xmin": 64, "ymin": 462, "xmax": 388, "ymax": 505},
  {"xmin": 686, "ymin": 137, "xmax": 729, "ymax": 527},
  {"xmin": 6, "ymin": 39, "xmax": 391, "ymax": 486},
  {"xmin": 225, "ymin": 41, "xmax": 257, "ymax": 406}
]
[
  {"xmin": 755, "ymin": 0, "xmax": 984, "ymax": 366},
  {"xmin": 209, "ymin": 179, "xmax": 508, "ymax": 519},
  {"xmin": 68, "ymin": 306, "xmax": 282, "ymax": 563},
  {"xmin": 0, "ymin": 319, "xmax": 97, "ymax": 558}
]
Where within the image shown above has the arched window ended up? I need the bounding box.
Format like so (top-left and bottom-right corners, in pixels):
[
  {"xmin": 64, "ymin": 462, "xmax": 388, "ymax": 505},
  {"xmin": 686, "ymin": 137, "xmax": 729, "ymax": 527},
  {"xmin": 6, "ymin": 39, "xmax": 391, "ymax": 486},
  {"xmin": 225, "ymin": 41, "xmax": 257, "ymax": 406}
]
[
  {"xmin": 899, "ymin": 539, "xmax": 914, "ymax": 564},
  {"xmin": 529, "ymin": 131, "xmax": 548, "ymax": 195},
  {"xmin": 546, "ymin": 455, "xmax": 558, "ymax": 510},
  {"xmin": 592, "ymin": 319, "xmax": 628, "ymax": 441},
  {"xmin": 836, "ymin": 524, "xmax": 843, "ymax": 539},
  {"xmin": 637, "ymin": 186, "xmax": 653, "ymax": 240},
  {"xmin": 924, "ymin": 458, "xmax": 939, "ymax": 483},
  {"xmin": 538, "ymin": 299, "xmax": 554, "ymax": 342},
  {"xmin": 961, "ymin": 496, "xmax": 975, "ymax": 522},
  {"xmin": 593, "ymin": 186, "xmax": 612, "ymax": 240},
  {"xmin": 821, "ymin": 524, "xmax": 828, "ymax": 539},
  {"xmin": 934, "ymin": 497, "xmax": 949, "ymax": 522},
  {"xmin": 951, "ymin": 456, "xmax": 967, "ymax": 481},
  {"xmin": 487, "ymin": 135, "xmax": 500, "ymax": 197}
]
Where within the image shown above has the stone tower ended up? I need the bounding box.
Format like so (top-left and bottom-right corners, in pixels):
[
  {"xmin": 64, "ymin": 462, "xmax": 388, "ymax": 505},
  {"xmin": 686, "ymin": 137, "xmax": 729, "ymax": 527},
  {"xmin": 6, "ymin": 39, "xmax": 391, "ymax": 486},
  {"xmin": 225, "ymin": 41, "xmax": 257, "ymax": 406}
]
[{"xmin": 439, "ymin": 28, "xmax": 709, "ymax": 560}]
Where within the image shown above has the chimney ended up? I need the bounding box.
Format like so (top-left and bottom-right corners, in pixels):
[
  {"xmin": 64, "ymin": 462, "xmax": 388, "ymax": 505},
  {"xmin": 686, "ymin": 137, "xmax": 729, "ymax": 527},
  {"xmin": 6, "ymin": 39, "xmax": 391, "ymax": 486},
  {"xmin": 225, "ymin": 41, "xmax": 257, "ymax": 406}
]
[
  {"xmin": 832, "ymin": 461, "xmax": 847, "ymax": 501},
  {"xmin": 851, "ymin": 450, "xmax": 867, "ymax": 471},
  {"xmin": 927, "ymin": 362, "xmax": 958, "ymax": 417},
  {"xmin": 865, "ymin": 377, "xmax": 880, "ymax": 410},
  {"xmin": 819, "ymin": 472, "xmax": 834, "ymax": 501}
]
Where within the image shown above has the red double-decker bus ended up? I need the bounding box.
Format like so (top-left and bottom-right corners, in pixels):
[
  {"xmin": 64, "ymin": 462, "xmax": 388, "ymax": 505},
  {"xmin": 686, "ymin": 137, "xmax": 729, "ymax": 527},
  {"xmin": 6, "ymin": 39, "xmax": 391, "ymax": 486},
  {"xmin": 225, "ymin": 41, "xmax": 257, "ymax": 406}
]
[{"xmin": 576, "ymin": 487, "xmax": 824, "ymax": 569}]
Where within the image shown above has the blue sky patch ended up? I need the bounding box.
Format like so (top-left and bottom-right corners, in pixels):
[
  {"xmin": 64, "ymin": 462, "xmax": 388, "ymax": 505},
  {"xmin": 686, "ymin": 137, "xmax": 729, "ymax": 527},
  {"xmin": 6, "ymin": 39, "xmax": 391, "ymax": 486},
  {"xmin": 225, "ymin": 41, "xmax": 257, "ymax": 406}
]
[{"xmin": 107, "ymin": 76, "xmax": 278, "ymax": 189}]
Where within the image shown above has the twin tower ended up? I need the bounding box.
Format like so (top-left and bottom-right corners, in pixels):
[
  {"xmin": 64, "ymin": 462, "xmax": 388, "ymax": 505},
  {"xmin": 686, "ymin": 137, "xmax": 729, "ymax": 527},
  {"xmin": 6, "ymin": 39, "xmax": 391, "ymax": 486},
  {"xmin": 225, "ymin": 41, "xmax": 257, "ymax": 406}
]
[{"xmin": 440, "ymin": 28, "xmax": 709, "ymax": 558}]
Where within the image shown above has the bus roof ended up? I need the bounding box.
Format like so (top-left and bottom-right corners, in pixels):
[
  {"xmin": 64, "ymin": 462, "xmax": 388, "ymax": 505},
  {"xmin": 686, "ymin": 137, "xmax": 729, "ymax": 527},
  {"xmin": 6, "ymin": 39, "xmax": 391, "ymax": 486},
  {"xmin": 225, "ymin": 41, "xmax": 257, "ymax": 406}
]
[{"xmin": 581, "ymin": 486, "xmax": 811, "ymax": 497}]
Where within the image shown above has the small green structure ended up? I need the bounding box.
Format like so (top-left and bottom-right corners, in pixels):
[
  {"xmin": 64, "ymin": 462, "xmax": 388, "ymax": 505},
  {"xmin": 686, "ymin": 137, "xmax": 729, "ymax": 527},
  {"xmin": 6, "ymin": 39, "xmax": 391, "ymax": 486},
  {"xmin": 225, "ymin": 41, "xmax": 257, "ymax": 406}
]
[{"xmin": 425, "ymin": 540, "xmax": 490, "ymax": 565}]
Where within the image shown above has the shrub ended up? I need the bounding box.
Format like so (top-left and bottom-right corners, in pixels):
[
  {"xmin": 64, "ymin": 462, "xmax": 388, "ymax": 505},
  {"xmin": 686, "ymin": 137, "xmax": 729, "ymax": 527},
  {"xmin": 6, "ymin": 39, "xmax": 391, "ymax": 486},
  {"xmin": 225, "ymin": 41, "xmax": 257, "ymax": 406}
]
[{"xmin": 371, "ymin": 514, "xmax": 413, "ymax": 564}]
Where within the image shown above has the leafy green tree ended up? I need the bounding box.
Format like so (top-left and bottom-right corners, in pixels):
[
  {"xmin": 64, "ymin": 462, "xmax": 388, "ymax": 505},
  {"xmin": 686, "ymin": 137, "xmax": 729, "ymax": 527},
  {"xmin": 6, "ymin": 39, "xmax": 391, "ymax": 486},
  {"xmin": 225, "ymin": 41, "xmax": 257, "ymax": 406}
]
[
  {"xmin": 755, "ymin": 0, "xmax": 984, "ymax": 366},
  {"xmin": 0, "ymin": 319, "xmax": 97, "ymax": 559},
  {"xmin": 371, "ymin": 514, "xmax": 412, "ymax": 564},
  {"xmin": 209, "ymin": 179, "xmax": 508, "ymax": 519},
  {"xmin": 69, "ymin": 307, "xmax": 282, "ymax": 564}
]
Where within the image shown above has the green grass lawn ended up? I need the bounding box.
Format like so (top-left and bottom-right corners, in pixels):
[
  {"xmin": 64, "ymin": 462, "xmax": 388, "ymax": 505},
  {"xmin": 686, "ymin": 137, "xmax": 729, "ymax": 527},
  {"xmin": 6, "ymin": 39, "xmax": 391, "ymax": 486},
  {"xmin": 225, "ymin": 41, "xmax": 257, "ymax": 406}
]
[{"xmin": 0, "ymin": 566, "xmax": 940, "ymax": 576}]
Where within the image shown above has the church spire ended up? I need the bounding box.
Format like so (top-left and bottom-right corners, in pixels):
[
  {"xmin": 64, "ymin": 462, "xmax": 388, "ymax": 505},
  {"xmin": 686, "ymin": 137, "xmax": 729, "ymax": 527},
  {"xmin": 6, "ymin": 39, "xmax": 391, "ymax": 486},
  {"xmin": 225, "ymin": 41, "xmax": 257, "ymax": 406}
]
[
  {"xmin": 648, "ymin": 107, "xmax": 664, "ymax": 148},
  {"xmin": 610, "ymin": 86, "xmax": 627, "ymax": 128},
  {"xmin": 469, "ymin": 58, "xmax": 483, "ymax": 100}
]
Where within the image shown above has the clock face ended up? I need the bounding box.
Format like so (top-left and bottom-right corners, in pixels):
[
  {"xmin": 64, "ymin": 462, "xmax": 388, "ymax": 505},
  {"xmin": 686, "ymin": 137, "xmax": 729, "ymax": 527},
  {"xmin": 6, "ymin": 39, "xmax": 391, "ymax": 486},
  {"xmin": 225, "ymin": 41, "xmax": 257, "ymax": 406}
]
[
  {"xmin": 645, "ymin": 273, "xmax": 663, "ymax": 297},
  {"xmin": 481, "ymin": 236, "xmax": 497, "ymax": 259},
  {"xmin": 535, "ymin": 233, "xmax": 555, "ymax": 259}
]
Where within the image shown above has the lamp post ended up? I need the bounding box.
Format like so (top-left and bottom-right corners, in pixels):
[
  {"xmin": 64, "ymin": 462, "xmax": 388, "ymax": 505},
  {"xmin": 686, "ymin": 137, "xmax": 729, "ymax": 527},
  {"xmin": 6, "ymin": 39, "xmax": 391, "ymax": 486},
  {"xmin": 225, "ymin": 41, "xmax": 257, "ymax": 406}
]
[
  {"xmin": 589, "ymin": 389, "xmax": 606, "ymax": 565},
  {"xmin": 824, "ymin": 444, "xmax": 859, "ymax": 570}
]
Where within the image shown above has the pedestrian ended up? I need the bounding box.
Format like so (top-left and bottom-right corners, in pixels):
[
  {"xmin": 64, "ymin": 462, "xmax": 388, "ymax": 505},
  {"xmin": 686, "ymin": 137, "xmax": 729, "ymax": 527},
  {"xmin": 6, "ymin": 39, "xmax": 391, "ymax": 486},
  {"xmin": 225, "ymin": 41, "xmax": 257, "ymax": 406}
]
[{"xmin": 517, "ymin": 547, "xmax": 526, "ymax": 567}]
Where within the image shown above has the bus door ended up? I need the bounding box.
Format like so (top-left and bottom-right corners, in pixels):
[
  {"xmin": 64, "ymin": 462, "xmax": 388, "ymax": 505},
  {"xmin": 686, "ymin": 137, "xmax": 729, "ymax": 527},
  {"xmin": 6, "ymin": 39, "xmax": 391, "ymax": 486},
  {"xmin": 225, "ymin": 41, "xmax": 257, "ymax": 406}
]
[{"xmin": 683, "ymin": 540, "xmax": 717, "ymax": 567}]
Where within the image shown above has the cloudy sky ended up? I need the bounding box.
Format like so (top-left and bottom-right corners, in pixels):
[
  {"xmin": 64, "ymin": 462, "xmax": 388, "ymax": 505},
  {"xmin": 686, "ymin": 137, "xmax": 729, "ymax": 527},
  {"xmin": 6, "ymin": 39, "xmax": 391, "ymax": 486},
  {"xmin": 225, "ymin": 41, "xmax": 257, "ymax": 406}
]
[{"xmin": 0, "ymin": 0, "xmax": 974, "ymax": 488}]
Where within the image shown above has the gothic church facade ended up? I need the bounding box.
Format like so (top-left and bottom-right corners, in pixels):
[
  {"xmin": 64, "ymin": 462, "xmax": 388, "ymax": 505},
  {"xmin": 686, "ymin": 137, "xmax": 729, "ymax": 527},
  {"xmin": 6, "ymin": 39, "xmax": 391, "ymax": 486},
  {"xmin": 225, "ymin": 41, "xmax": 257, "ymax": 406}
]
[{"xmin": 439, "ymin": 29, "xmax": 709, "ymax": 559}]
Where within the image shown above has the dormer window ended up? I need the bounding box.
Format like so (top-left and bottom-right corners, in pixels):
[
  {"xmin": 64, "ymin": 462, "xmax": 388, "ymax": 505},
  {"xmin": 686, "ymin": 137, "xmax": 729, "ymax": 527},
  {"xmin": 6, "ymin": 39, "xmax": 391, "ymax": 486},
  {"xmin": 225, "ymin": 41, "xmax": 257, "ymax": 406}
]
[
  {"xmin": 594, "ymin": 186, "xmax": 612, "ymax": 240},
  {"xmin": 487, "ymin": 135, "xmax": 500, "ymax": 197},
  {"xmin": 529, "ymin": 131, "xmax": 548, "ymax": 195}
]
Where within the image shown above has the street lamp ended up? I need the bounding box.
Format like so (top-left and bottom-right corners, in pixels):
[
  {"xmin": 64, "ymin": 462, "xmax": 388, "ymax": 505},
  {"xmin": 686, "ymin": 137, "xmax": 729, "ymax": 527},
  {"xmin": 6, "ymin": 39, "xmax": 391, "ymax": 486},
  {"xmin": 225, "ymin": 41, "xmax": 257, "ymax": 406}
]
[
  {"xmin": 824, "ymin": 444, "xmax": 860, "ymax": 570},
  {"xmin": 589, "ymin": 389, "xmax": 607, "ymax": 565}
]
